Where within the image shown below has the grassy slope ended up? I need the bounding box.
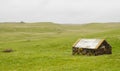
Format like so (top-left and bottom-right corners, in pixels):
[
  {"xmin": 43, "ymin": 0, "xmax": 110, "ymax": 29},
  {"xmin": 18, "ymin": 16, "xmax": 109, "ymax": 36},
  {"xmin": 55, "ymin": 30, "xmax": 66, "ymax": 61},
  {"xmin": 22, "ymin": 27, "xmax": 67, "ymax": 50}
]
[{"xmin": 0, "ymin": 22, "xmax": 120, "ymax": 71}]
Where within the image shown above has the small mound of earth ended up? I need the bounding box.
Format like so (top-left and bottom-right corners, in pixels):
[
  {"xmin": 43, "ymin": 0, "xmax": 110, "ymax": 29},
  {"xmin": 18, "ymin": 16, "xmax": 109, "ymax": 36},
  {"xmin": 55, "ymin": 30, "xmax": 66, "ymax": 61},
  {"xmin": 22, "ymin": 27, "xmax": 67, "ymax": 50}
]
[{"xmin": 2, "ymin": 49, "xmax": 14, "ymax": 53}]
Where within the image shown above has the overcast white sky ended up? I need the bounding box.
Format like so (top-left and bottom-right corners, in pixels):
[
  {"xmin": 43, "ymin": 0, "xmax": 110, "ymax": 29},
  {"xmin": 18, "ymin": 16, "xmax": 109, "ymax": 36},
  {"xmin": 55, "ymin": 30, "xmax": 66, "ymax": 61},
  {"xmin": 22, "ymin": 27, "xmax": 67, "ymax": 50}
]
[{"xmin": 0, "ymin": 0, "xmax": 120, "ymax": 24}]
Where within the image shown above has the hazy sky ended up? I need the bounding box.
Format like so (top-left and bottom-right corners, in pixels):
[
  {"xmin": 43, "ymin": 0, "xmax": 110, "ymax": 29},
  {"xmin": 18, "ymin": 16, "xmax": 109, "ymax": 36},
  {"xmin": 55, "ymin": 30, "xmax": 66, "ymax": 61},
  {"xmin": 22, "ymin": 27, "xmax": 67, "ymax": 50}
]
[{"xmin": 0, "ymin": 0, "xmax": 120, "ymax": 24}]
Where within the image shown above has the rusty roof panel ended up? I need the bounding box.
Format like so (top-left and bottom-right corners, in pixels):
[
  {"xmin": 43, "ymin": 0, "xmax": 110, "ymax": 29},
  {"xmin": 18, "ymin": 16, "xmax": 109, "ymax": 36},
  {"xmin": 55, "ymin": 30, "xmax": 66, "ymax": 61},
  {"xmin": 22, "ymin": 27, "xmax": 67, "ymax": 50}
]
[{"xmin": 74, "ymin": 39, "xmax": 103, "ymax": 49}]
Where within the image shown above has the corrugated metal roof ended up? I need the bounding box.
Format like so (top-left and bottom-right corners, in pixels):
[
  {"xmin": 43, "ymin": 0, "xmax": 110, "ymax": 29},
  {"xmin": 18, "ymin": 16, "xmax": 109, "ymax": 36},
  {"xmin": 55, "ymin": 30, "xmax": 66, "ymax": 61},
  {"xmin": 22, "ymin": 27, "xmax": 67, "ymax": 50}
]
[{"xmin": 73, "ymin": 39, "xmax": 104, "ymax": 49}]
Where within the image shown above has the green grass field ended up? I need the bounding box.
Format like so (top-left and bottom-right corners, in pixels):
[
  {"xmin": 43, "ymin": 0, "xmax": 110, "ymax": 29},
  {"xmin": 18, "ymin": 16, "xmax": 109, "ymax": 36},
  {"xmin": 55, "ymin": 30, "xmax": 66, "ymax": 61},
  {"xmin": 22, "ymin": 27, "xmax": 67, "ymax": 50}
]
[{"xmin": 0, "ymin": 22, "xmax": 120, "ymax": 71}]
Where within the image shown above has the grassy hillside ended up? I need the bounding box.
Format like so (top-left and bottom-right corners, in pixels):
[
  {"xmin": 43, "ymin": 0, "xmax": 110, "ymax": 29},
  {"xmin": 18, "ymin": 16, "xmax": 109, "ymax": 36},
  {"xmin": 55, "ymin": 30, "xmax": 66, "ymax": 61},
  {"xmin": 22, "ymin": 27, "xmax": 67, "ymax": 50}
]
[{"xmin": 0, "ymin": 22, "xmax": 120, "ymax": 71}]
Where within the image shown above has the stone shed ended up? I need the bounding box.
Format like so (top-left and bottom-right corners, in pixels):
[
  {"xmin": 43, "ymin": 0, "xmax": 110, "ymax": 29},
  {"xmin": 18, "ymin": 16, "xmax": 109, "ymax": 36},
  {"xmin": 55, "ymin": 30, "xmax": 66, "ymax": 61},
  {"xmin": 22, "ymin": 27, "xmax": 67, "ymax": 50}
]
[{"xmin": 72, "ymin": 39, "xmax": 112, "ymax": 56}]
